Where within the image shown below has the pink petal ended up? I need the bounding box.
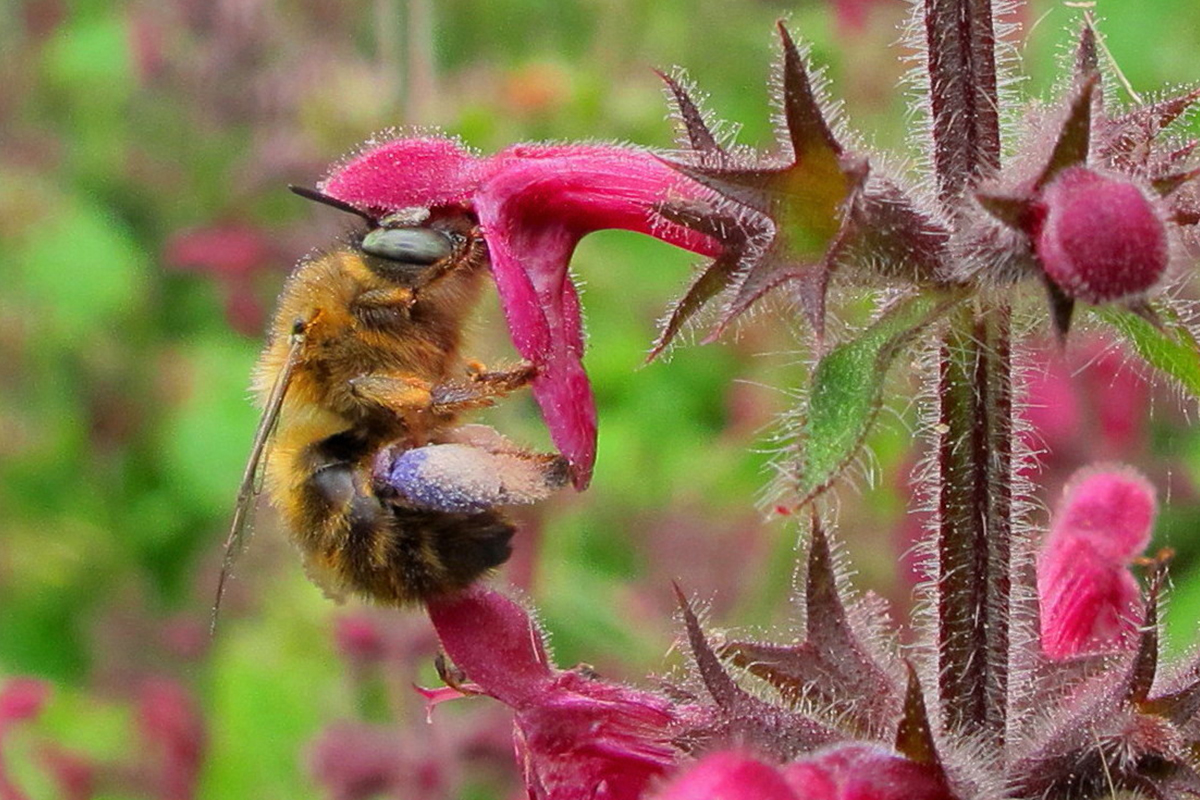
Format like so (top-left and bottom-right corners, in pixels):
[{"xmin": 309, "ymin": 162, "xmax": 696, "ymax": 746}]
[
  {"xmin": 515, "ymin": 674, "xmax": 677, "ymax": 800},
  {"xmin": 1038, "ymin": 465, "xmax": 1156, "ymax": 659},
  {"xmin": 323, "ymin": 137, "xmax": 718, "ymax": 487},
  {"xmin": 653, "ymin": 752, "xmax": 800, "ymax": 800},
  {"xmin": 320, "ymin": 137, "xmax": 484, "ymax": 213},
  {"xmin": 426, "ymin": 587, "xmax": 553, "ymax": 708},
  {"xmin": 780, "ymin": 744, "xmax": 953, "ymax": 800},
  {"xmin": 427, "ymin": 588, "xmax": 680, "ymax": 800},
  {"xmin": 475, "ymin": 144, "xmax": 718, "ymax": 486}
]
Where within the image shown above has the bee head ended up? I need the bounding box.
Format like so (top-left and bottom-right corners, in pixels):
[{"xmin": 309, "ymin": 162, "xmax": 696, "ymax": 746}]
[
  {"xmin": 290, "ymin": 186, "xmax": 472, "ymax": 286},
  {"xmin": 358, "ymin": 209, "xmax": 457, "ymax": 284}
]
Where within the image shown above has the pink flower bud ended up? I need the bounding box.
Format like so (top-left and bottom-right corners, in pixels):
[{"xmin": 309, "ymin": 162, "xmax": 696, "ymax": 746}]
[
  {"xmin": 1035, "ymin": 167, "xmax": 1169, "ymax": 303},
  {"xmin": 1037, "ymin": 465, "xmax": 1156, "ymax": 659}
]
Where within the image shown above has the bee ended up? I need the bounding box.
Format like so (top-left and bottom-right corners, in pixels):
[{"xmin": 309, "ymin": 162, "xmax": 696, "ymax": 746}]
[{"xmin": 215, "ymin": 188, "xmax": 567, "ymax": 623}]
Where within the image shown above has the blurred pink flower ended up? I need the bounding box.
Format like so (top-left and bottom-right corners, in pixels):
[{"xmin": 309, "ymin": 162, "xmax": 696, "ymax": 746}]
[
  {"xmin": 308, "ymin": 723, "xmax": 409, "ymax": 800},
  {"xmin": 136, "ymin": 678, "xmax": 206, "ymax": 800},
  {"xmin": 163, "ymin": 222, "xmax": 277, "ymax": 335},
  {"xmin": 0, "ymin": 678, "xmax": 51, "ymax": 800},
  {"xmin": 426, "ymin": 587, "xmax": 680, "ymax": 800},
  {"xmin": 1037, "ymin": 465, "xmax": 1156, "ymax": 659},
  {"xmin": 333, "ymin": 613, "xmax": 388, "ymax": 667},
  {"xmin": 0, "ymin": 678, "xmax": 48, "ymax": 726},
  {"xmin": 37, "ymin": 747, "xmax": 95, "ymax": 800},
  {"xmin": 1020, "ymin": 340, "xmax": 1151, "ymax": 471},
  {"xmin": 322, "ymin": 137, "xmax": 719, "ymax": 488},
  {"xmin": 164, "ymin": 223, "xmax": 273, "ymax": 280}
]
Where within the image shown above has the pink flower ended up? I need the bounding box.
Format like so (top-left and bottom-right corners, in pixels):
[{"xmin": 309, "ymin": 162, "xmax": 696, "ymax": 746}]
[
  {"xmin": 426, "ymin": 587, "xmax": 680, "ymax": 800},
  {"xmin": 653, "ymin": 752, "xmax": 799, "ymax": 800},
  {"xmin": 333, "ymin": 613, "xmax": 388, "ymax": 666},
  {"xmin": 0, "ymin": 678, "xmax": 49, "ymax": 726},
  {"xmin": 308, "ymin": 723, "xmax": 409, "ymax": 800},
  {"xmin": 1034, "ymin": 167, "xmax": 1170, "ymax": 304},
  {"xmin": 163, "ymin": 223, "xmax": 277, "ymax": 335},
  {"xmin": 1037, "ymin": 465, "xmax": 1157, "ymax": 659},
  {"xmin": 652, "ymin": 745, "xmax": 953, "ymax": 800},
  {"xmin": 136, "ymin": 678, "xmax": 206, "ymax": 800},
  {"xmin": 321, "ymin": 137, "xmax": 719, "ymax": 487}
]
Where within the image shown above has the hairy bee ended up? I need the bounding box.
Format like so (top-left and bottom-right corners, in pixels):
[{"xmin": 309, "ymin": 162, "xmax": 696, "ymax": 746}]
[{"xmin": 216, "ymin": 189, "xmax": 567, "ymax": 619}]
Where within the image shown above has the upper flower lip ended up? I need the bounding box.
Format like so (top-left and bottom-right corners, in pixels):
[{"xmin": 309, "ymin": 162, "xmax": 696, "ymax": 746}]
[{"xmin": 320, "ymin": 136, "xmax": 719, "ymax": 488}]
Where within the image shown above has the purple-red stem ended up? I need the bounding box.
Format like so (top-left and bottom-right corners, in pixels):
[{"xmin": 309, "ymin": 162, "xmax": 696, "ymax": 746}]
[
  {"xmin": 936, "ymin": 304, "xmax": 1012, "ymax": 746},
  {"xmin": 925, "ymin": 0, "xmax": 1008, "ymax": 747}
]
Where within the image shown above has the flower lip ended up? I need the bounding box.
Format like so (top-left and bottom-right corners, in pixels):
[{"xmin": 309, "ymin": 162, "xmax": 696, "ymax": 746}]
[
  {"xmin": 321, "ymin": 135, "xmax": 719, "ymax": 488},
  {"xmin": 1037, "ymin": 464, "xmax": 1157, "ymax": 659},
  {"xmin": 427, "ymin": 587, "xmax": 680, "ymax": 800}
]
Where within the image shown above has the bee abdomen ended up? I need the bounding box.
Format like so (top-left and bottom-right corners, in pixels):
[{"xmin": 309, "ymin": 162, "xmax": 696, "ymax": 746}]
[{"xmin": 298, "ymin": 459, "xmax": 515, "ymax": 605}]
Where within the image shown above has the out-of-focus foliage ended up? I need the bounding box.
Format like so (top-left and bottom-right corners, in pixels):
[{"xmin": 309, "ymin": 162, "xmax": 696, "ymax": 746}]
[{"xmin": 2, "ymin": 0, "xmax": 1200, "ymax": 797}]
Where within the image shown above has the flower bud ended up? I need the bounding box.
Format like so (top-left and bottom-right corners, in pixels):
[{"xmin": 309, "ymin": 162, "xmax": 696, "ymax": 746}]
[{"xmin": 1035, "ymin": 167, "xmax": 1169, "ymax": 303}]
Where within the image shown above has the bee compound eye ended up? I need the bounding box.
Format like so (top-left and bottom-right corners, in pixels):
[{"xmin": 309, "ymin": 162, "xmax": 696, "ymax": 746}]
[{"xmin": 361, "ymin": 227, "xmax": 454, "ymax": 265}]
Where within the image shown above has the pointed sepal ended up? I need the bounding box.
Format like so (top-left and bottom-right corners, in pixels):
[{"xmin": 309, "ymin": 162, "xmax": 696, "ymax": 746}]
[
  {"xmin": 1127, "ymin": 557, "xmax": 1168, "ymax": 704},
  {"xmin": 1037, "ymin": 74, "xmax": 1098, "ymax": 190},
  {"xmin": 1044, "ymin": 277, "xmax": 1076, "ymax": 343},
  {"xmin": 649, "ymin": 200, "xmax": 759, "ymax": 360},
  {"xmin": 723, "ymin": 519, "xmax": 901, "ymax": 735},
  {"xmin": 776, "ymin": 21, "xmax": 843, "ymax": 163},
  {"xmin": 893, "ymin": 663, "xmax": 953, "ymax": 798},
  {"xmin": 658, "ymin": 70, "xmax": 728, "ymax": 162},
  {"xmin": 673, "ymin": 585, "xmax": 843, "ymax": 758}
]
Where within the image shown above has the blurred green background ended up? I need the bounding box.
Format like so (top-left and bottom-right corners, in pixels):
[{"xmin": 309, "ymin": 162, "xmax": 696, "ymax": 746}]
[{"xmin": 3, "ymin": 0, "xmax": 1200, "ymax": 796}]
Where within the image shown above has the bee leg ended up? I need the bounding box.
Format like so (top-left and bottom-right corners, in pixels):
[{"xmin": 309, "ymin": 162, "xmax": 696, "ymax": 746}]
[
  {"xmin": 427, "ymin": 364, "xmax": 538, "ymax": 415},
  {"xmin": 352, "ymin": 287, "xmax": 415, "ymax": 314},
  {"xmin": 467, "ymin": 361, "xmax": 538, "ymax": 389},
  {"xmin": 348, "ymin": 373, "xmax": 435, "ymax": 414}
]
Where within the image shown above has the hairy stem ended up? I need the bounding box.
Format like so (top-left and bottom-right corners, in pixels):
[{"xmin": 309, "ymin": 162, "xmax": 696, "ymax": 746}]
[
  {"xmin": 924, "ymin": 0, "xmax": 1001, "ymax": 204},
  {"xmin": 924, "ymin": 0, "xmax": 1011, "ymax": 747},
  {"xmin": 936, "ymin": 302, "xmax": 1012, "ymax": 747}
]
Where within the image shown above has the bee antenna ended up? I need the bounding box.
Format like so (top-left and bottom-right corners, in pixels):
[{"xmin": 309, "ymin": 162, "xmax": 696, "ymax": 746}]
[{"xmin": 289, "ymin": 185, "xmax": 376, "ymax": 224}]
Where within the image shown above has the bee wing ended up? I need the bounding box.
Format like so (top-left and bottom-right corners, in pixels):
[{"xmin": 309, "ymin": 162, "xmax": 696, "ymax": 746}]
[{"xmin": 210, "ymin": 325, "xmax": 307, "ymax": 634}]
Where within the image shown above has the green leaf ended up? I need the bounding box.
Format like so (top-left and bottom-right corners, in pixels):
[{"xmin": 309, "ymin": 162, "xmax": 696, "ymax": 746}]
[
  {"xmin": 1092, "ymin": 304, "xmax": 1200, "ymax": 397},
  {"xmin": 795, "ymin": 293, "xmax": 958, "ymax": 506}
]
